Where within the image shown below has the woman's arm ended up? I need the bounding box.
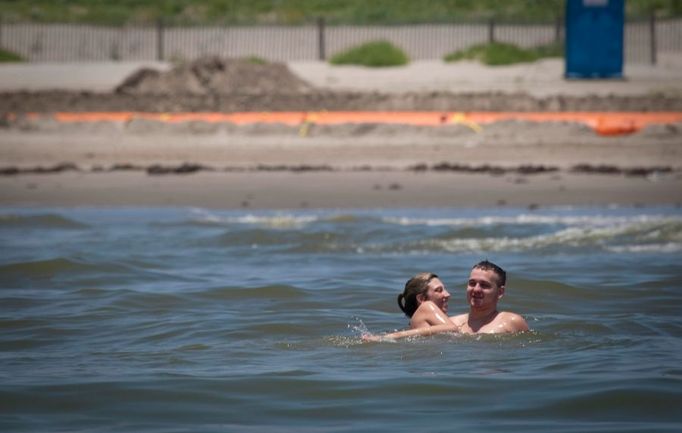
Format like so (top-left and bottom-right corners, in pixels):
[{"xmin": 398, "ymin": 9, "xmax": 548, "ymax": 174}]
[
  {"xmin": 363, "ymin": 322, "xmax": 459, "ymax": 342},
  {"xmin": 361, "ymin": 301, "xmax": 458, "ymax": 342}
]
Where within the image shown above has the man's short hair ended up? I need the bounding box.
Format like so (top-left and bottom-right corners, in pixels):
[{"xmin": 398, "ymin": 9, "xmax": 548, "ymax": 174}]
[{"xmin": 472, "ymin": 260, "xmax": 506, "ymax": 287}]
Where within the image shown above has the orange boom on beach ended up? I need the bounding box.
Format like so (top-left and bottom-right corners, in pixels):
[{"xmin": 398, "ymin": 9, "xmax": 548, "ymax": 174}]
[{"xmin": 24, "ymin": 111, "xmax": 682, "ymax": 136}]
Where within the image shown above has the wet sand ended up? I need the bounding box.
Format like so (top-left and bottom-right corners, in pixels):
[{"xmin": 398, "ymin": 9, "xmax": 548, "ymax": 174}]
[
  {"xmin": 1, "ymin": 170, "xmax": 680, "ymax": 210},
  {"xmin": 1, "ymin": 124, "xmax": 681, "ymax": 209}
]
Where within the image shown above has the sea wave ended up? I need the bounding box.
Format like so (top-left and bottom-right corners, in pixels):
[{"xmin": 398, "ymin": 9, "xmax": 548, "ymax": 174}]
[
  {"xmin": 2, "ymin": 206, "xmax": 682, "ymax": 433},
  {"xmin": 410, "ymin": 218, "xmax": 682, "ymax": 253},
  {"xmin": 606, "ymin": 243, "xmax": 682, "ymax": 253},
  {"xmin": 211, "ymin": 229, "xmax": 343, "ymax": 249},
  {"xmin": 382, "ymin": 213, "xmax": 682, "ymax": 228},
  {"xmin": 193, "ymin": 284, "xmax": 307, "ymax": 301},
  {"xmin": 186, "ymin": 209, "xmax": 319, "ymax": 228},
  {"xmin": 197, "ymin": 221, "xmax": 682, "ymax": 254},
  {"xmin": 0, "ymin": 257, "xmax": 132, "ymax": 281},
  {"xmin": 179, "ymin": 210, "xmax": 682, "ymax": 253},
  {"xmin": 0, "ymin": 213, "xmax": 89, "ymax": 229}
]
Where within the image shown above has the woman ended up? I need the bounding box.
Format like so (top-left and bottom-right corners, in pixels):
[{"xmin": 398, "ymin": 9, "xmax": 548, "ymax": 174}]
[
  {"xmin": 362, "ymin": 272, "xmax": 460, "ymax": 342},
  {"xmin": 397, "ymin": 272, "xmax": 454, "ymax": 329}
]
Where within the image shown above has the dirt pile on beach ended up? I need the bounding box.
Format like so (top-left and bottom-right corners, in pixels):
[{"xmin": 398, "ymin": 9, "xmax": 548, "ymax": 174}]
[
  {"xmin": 3, "ymin": 90, "xmax": 681, "ymax": 113},
  {"xmin": 2, "ymin": 56, "xmax": 682, "ymax": 112},
  {"xmin": 115, "ymin": 56, "xmax": 313, "ymax": 95}
]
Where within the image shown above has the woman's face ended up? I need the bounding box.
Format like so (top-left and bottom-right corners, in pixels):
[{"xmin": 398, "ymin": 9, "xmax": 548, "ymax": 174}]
[{"xmin": 420, "ymin": 278, "xmax": 450, "ymax": 314}]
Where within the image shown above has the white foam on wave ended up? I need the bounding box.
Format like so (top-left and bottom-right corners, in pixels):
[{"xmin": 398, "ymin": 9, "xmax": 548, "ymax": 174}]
[
  {"xmin": 606, "ymin": 243, "xmax": 682, "ymax": 253},
  {"xmin": 428, "ymin": 232, "xmax": 571, "ymax": 252},
  {"xmin": 188, "ymin": 208, "xmax": 318, "ymax": 228},
  {"xmin": 423, "ymin": 219, "xmax": 682, "ymax": 253},
  {"xmin": 383, "ymin": 214, "xmax": 682, "ymax": 228},
  {"xmin": 229, "ymin": 214, "xmax": 319, "ymax": 228},
  {"xmin": 182, "ymin": 208, "xmax": 682, "ymax": 253}
]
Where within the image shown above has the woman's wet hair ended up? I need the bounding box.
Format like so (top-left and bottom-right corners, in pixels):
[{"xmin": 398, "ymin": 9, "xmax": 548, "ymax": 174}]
[{"xmin": 397, "ymin": 272, "xmax": 439, "ymax": 318}]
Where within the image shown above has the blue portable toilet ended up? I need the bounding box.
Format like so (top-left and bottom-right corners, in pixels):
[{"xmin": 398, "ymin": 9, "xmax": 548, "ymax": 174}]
[{"xmin": 565, "ymin": 0, "xmax": 624, "ymax": 78}]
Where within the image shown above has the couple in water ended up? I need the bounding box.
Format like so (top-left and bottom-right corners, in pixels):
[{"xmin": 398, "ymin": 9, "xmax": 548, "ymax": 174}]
[{"xmin": 366, "ymin": 260, "xmax": 528, "ymax": 341}]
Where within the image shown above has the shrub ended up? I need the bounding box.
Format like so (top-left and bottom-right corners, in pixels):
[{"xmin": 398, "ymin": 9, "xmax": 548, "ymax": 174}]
[
  {"xmin": 242, "ymin": 55, "xmax": 268, "ymax": 65},
  {"xmin": 532, "ymin": 41, "xmax": 563, "ymax": 58},
  {"xmin": 330, "ymin": 40, "xmax": 408, "ymax": 67},
  {"xmin": 444, "ymin": 42, "xmax": 563, "ymax": 66},
  {"xmin": 0, "ymin": 48, "xmax": 23, "ymax": 62}
]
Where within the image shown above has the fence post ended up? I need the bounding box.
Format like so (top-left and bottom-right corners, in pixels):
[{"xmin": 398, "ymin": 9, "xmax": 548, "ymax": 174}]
[
  {"xmin": 488, "ymin": 18, "xmax": 496, "ymax": 43},
  {"xmin": 317, "ymin": 17, "xmax": 326, "ymax": 61},
  {"xmin": 156, "ymin": 17, "xmax": 165, "ymax": 61},
  {"xmin": 555, "ymin": 14, "xmax": 562, "ymax": 43},
  {"xmin": 649, "ymin": 9, "xmax": 657, "ymax": 65}
]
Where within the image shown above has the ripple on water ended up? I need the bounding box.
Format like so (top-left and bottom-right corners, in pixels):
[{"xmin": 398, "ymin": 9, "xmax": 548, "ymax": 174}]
[{"xmin": 1, "ymin": 206, "xmax": 682, "ymax": 432}]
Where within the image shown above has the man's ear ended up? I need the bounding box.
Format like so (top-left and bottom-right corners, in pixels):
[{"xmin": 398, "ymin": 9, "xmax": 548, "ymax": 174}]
[
  {"xmin": 416, "ymin": 293, "xmax": 426, "ymax": 304},
  {"xmin": 497, "ymin": 285, "xmax": 505, "ymax": 300}
]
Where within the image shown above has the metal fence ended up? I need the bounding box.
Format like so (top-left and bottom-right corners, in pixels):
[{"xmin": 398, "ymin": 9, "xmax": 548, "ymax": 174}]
[{"xmin": 1, "ymin": 17, "xmax": 679, "ymax": 64}]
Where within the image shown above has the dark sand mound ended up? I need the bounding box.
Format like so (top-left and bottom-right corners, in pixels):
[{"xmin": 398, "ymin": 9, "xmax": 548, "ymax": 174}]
[
  {"xmin": 115, "ymin": 56, "xmax": 313, "ymax": 95},
  {"xmin": 5, "ymin": 90, "xmax": 681, "ymax": 113},
  {"xmin": 2, "ymin": 57, "xmax": 681, "ymax": 112}
]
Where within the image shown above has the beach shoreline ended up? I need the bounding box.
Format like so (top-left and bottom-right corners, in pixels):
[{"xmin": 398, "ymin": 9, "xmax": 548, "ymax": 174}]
[
  {"xmin": 2, "ymin": 170, "xmax": 680, "ymax": 210},
  {"xmin": 1, "ymin": 58, "xmax": 681, "ymax": 210},
  {"xmin": 1, "ymin": 118, "xmax": 681, "ymax": 209}
]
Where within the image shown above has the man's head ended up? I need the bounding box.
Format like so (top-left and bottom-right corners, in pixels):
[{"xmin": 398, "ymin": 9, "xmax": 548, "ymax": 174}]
[
  {"xmin": 472, "ymin": 260, "xmax": 506, "ymax": 287},
  {"xmin": 397, "ymin": 272, "xmax": 450, "ymax": 317},
  {"xmin": 467, "ymin": 260, "xmax": 506, "ymax": 312}
]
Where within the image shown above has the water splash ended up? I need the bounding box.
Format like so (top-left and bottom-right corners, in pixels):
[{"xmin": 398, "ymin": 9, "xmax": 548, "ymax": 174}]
[{"xmin": 347, "ymin": 316, "xmax": 372, "ymax": 337}]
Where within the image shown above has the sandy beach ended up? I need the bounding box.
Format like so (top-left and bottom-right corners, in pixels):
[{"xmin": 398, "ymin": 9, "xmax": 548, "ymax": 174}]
[
  {"xmin": 1, "ymin": 58, "xmax": 681, "ymax": 209},
  {"xmin": 3, "ymin": 169, "xmax": 681, "ymax": 209}
]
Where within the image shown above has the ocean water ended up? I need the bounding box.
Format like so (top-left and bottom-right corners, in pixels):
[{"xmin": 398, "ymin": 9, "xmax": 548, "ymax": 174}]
[{"xmin": 1, "ymin": 205, "xmax": 681, "ymax": 433}]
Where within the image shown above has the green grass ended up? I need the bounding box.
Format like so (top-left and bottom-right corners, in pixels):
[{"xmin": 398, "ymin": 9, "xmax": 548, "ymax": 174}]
[
  {"xmin": 0, "ymin": 0, "xmax": 677, "ymax": 25},
  {"xmin": 444, "ymin": 41, "xmax": 563, "ymax": 66},
  {"xmin": 532, "ymin": 41, "xmax": 563, "ymax": 58},
  {"xmin": 242, "ymin": 55, "xmax": 268, "ymax": 65},
  {"xmin": 0, "ymin": 48, "xmax": 23, "ymax": 62},
  {"xmin": 330, "ymin": 40, "xmax": 408, "ymax": 67}
]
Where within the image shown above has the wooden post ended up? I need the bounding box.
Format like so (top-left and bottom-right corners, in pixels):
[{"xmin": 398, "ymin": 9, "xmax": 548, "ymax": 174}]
[
  {"xmin": 649, "ymin": 9, "xmax": 657, "ymax": 65},
  {"xmin": 317, "ymin": 17, "xmax": 326, "ymax": 61},
  {"xmin": 488, "ymin": 18, "xmax": 495, "ymax": 44},
  {"xmin": 156, "ymin": 17, "xmax": 165, "ymax": 61},
  {"xmin": 555, "ymin": 15, "xmax": 562, "ymax": 43}
]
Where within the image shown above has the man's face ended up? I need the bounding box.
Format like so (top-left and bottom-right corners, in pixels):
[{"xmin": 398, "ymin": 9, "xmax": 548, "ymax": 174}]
[
  {"xmin": 466, "ymin": 268, "xmax": 504, "ymax": 311},
  {"xmin": 419, "ymin": 277, "xmax": 450, "ymax": 314}
]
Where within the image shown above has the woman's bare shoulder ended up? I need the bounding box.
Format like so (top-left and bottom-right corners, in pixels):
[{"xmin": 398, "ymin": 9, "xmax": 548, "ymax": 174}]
[{"xmin": 411, "ymin": 301, "xmax": 450, "ymax": 327}]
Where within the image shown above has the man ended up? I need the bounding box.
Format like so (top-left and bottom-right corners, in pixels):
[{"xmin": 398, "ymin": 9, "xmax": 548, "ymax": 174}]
[
  {"xmin": 366, "ymin": 260, "xmax": 528, "ymax": 341},
  {"xmin": 450, "ymin": 260, "xmax": 528, "ymax": 334}
]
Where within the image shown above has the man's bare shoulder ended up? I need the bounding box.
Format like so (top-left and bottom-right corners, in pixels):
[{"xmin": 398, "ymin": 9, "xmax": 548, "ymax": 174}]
[{"xmin": 496, "ymin": 311, "xmax": 529, "ymax": 332}]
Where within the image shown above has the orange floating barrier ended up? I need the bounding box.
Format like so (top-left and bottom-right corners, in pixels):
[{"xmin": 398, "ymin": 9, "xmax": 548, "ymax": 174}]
[
  {"xmin": 53, "ymin": 112, "xmax": 136, "ymax": 122},
  {"xmin": 16, "ymin": 111, "xmax": 682, "ymax": 136},
  {"xmin": 463, "ymin": 112, "xmax": 682, "ymax": 136},
  {"xmin": 226, "ymin": 112, "xmax": 307, "ymax": 125},
  {"xmin": 310, "ymin": 111, "xmax": 445, "ymax": 126},
  {"xmin": 135, "ymin": 112, "xmax": 235, "ymax": 123}
]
